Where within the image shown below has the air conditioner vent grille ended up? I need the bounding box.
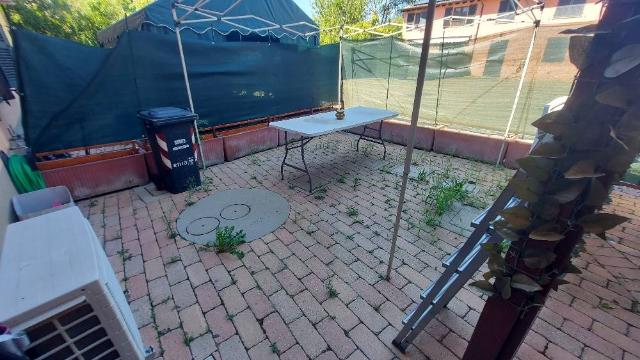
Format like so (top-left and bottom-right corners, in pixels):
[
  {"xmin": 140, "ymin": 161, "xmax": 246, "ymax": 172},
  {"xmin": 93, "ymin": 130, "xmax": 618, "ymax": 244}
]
[{"xmin": 24, "ymin": 301, "xmax": 121, "ymax": 360}]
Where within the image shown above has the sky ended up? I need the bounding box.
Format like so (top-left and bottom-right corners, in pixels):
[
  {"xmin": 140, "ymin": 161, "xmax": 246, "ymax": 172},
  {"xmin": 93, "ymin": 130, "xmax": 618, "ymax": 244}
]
[{"xmin": 293, "ymin": 0, "xmax": 314, "ymax": 17}]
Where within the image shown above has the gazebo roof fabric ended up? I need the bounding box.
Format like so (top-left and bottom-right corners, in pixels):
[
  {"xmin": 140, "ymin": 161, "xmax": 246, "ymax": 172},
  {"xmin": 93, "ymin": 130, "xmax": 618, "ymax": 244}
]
[{"xmin": 97, "ymin": 0, "xmax": 319, "ymax": 46}]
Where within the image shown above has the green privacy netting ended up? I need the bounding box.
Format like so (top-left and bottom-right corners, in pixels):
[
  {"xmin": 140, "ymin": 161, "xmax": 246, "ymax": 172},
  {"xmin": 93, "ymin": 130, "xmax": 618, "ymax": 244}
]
[
  {"xmin": 342, "ymin": 25, "xmax": 577, "ymax": 138},
  {"xmin": 15, "ymin": 28, "xmax": 338, "ymax": 152}
]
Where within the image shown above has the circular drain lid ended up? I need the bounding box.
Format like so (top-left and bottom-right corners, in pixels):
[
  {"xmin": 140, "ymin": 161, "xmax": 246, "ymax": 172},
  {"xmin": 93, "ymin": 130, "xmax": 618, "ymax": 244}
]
[
  {"xmin": 220, "ymin": 204, "xmax": 251, "ymax": 220},
  {"xmin": 177, "ymin": 188, "xmax": 290, "ymax": 244},
  {"xmin": 186, "ymin": 217, "xmax": 220, "ymax": 236}
]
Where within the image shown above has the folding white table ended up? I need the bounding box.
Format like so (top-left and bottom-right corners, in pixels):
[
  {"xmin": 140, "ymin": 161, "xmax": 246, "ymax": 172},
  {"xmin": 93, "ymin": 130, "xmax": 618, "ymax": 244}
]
[{"xmin": 270, "ymin": 106, "xmax": 398, "ymax": 192}]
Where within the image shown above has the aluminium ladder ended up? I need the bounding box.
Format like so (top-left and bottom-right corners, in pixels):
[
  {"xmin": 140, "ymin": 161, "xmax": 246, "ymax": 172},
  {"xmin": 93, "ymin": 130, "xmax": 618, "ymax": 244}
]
[{"xmin": 392, "ymin": 184, "xmax": 517, "ymax": 351}]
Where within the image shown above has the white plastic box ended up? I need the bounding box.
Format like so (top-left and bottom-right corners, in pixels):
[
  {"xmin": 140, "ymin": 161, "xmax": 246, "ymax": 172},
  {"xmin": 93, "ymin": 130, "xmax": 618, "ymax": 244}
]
[{"xmin": 11, "ymin": 186, "xmax": 74, "ymax": 221}]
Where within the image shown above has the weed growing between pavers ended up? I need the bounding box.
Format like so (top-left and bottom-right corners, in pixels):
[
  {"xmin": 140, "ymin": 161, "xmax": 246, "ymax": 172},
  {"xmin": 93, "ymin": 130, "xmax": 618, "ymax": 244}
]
[
  {"xmin": 325, "ymin": 279, "xmax": 339, "ymax": 298},
  {"xmin": 416, "ymin": 165, "xmax": 470, "ymax": 230},
  {"xmin": 360, "ymin": 143, "xmax": 375, "ymax": 156},
  {"xmin": 185, "ymin": 175, "xmax": 215, "ymax": 206},
  {"xmin": 183, "ymin": 334, "xmax": 194, "ymax": 346},
  {"xmin": 199, "ymin": 226, "xmax": 246, "ymax": 259},
  {"xmin": 163, "ymin": 214, "xmax": 178, "ymax": 239},
  {"xmin": 353, "ymin": 177, "xmax": 361, "ymax": 190},
  {"xmin": 313, "ymin": 184, "xmax": 328, "ymax": 200},
  {"xmin": 185, "ymin": 177, "xmax": 199, "ymax": 206}
]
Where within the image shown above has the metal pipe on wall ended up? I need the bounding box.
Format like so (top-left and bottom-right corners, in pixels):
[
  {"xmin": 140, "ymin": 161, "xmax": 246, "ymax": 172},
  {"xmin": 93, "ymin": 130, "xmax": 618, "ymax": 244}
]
[
  {"xmin": 385, "ymin": 0, "xmax": 438, "ymax": 280},
  {"xmin": 496, "ymin": 20, "xmax": 539, "ymax": 166},
  {"xmin": 338, "ymin": 27, "xmax": 344, "ymax": 108},
  {"xmin": 172, "ymin": 3, "xmax": 207, "ymax": 169}
]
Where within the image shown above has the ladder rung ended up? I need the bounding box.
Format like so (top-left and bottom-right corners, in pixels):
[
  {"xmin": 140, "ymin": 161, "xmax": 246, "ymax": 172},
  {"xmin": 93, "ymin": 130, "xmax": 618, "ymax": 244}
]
[
  {"xmin": 442, "ymin": 233, "xmax": 491, "ymax": 269},
  {"xmin": 407, "ymin": 274, "xmax": 460, "ymax": 328},
  {"xmin": 396, "ymin": 186, "xmax": 518, "ymax": 348},
  {"xmin": 471, "ymin": 207, "xmax": 491, "ymax": 228},
  {"xmin": 441, "ymin": 248, "xmax": 460, "ymax": 268},
  {"xmin": 471, "ymin": 197, "xmax": 520, "ymax": 228},
  {"xmin": 457, "ymin": 234, "xmax": 490, "ymax": 272},
  {"xmin": 420, "ymin": 272, "xmax": 459, "ymax": 300}
]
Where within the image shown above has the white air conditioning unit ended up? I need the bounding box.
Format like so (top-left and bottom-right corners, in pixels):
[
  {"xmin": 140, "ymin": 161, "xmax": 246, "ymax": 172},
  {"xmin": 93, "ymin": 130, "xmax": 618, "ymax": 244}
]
[{"xmin": 0, "ymin": 206, "xmax": 151, "ymax": 360}]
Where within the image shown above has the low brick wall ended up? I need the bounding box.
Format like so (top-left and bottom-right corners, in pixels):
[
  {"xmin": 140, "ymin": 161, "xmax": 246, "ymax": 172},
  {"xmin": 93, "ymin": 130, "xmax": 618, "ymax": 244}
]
[
  {"xmin": 277, "ymin": 129, "xmax": 303, "ymax": 146},
  {"xmin": 42, "ymin": 153, "xmax": 149, "ymax": 200},
  {"xmin": 200, "ymin": 137, "xmax": 225, "ymax": 166},
  {"xmin": 504, "ymin": 138, "xmax": 533, "ymax": 168},
  {"xmin": 381, "ymin": 120, "xmax": 435, "ymax": 151},
  {"xmin": 38, "ymin": 120, "xmax": 532, "ymax": 199},
  {"xmin": 434, "ymin": 128, "xmax": 505, "ymax": 164},
  {"xmin": 346, "ymin": 120, "xmax": 532, "ymax": 168},
  {"xmin": 346, "ymin": 120, "xmax": 435, "ymax": 151},
  {"xmin": 223, "ymin": 127, "xmax": 279, "ymax": 161}
]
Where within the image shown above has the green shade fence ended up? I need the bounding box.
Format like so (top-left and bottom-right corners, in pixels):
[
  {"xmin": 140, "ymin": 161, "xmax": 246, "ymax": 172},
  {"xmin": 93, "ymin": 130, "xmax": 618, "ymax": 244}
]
[
  {"xmin": 15, "ymin": 29, "xmax": 338, "ymax": 152},
  {"xmin": 342, "ymin": 25, "xmax": 579, "ymax": 138}
]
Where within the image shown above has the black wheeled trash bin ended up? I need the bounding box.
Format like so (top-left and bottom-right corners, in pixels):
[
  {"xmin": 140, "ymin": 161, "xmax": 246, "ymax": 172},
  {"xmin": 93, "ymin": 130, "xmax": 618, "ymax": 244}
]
[{"xmin": 139, "ymin": 107, "xmax": 201, "ymax": 194}]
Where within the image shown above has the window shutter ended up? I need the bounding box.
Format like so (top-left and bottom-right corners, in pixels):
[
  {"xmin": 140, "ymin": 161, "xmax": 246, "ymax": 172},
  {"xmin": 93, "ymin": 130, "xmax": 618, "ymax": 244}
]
[{"xmin": 0, "ymin": 32, "xmax": 16, "ymax": 89}]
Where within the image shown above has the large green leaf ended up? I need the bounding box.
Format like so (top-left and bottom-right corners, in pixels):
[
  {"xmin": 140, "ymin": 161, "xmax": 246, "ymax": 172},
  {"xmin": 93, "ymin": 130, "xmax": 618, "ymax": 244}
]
[
  {"xmin": 523, "ymin": 249, "xmax": 557, "ymax": 269},
  {"xmin": 550, "ymin": 277, "xmax": 570, "ymax": 291},
  {"xmin": 551, "ymin": 181, "xmax": 587, "ymax": 203},
  {"xmin": 586, "ymin": 179, "xmax": 608, "ymax": 207},
  {"xmin": 604, "ymin": 44, "xmax": 640, "ymax": 78},
  {"xmin": 605, "ymin": 151, "xmax": 635, "ymax": 173},
  {"xmin": 564, "ymin": 160, "xmax": 605, "ymax": 179},
  {"xmin": 569, "ymin": 35, "xmax": 592, "ymax": 70},
  {"xmin": 511, "ymin": 178, "xmax": 541, "ymax": 203},
  {"xmin": 493, "ymin": 221, "xmax": 521, "ymax": 241},
  {"xmin": 499, "ymin": 206, "xmax": 532, "ymax": 230},
  {"xmin": 511, "ymin": 273, "xmax": 543, "ymax": 292},
  {"xmin": 578, "ymin": 213, "xmax": 629, "ymax": 233},
  {"xmin": 529, "ymin": 223, "xmax": 565, "ymax": 241},
  {"xmin": 517, "ymin": 156, "xmax": 554, "ymax": 181},
  {"xmin": 613, "ymin": 109, "xmax": 640, "ymax": 153},
  {"xmin": 595, "ymin": 85, "xmax": 635, "ymax": 109},
  {"xmin": 530, "ymin": 142, "xmax": 566, "ymax": 158},
  {"xmin": 531, "ymin": 110, "xmax": 574, "ymax": 136},
  {"xmin": 610, "ymin": 126, "xmax": 630, "ymax": 151},
  {"xmin": 469, "ymin": 280, "xmax": 495, "ymax": 295},
  {"xmin": 535, "ymin": 199, "xmax": 561, "ymax": 221}
]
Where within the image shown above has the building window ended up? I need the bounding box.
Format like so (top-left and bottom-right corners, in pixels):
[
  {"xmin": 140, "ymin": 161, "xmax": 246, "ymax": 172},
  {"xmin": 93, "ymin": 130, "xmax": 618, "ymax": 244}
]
[
  {"xmin": 542, "ymin": 37, "xmax": 570, "ymax": 62},
  {"xmin": 444, "ymin": 4, "xmax": 478, "ymax": 28},
  {"xmin": 407, "ymin": 13, "xmax": 415, "ymax": 24},
  {"xmin": 406, "ymin": 11, "xmax": 426, "ymax": 27},
  {"xmin": 554, "ymin": 0, "xmax": 586, "ymax": 18},
  {"xmin": 483, "ymin": 40, "xmax": 508, "ymax": 77},
  {"xmin": 497, "ymin": 0, "xmax": 516, "ymax": 21},
  {"xmin": 418, "ymin": 11, "xmax": 427, "ymax": 25}
]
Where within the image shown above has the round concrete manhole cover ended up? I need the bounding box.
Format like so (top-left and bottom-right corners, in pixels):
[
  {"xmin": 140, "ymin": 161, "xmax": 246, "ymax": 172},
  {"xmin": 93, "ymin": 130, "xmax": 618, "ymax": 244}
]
[
  {"xmin": 177, "ymin": 188, "xmax": 290, "ymax": 244},
  {"xmin": 220, "ymin": 204, "xmax": 251, "ymax": 220},
  {"xmin": 186, "ymin": 217, "xmax": 220, "ymax": 236}
]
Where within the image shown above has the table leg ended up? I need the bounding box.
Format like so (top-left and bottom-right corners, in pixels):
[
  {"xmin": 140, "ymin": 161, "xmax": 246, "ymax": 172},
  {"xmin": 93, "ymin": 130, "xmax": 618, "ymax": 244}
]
[
  {"xmin": 281, "ymin": 132, "xmax": 314, "ymax": 192},
  {"xmin": 356, "ymin": 121, "xmax": 387, "ymax": 159},
  {"xmin": 281, "ymin": 131, "xmax": 289, "ymax": 180}
]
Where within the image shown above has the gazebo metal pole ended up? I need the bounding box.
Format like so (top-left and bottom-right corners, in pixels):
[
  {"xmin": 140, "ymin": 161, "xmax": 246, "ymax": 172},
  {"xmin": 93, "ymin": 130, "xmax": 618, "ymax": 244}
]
[
  {"xmin": 172, "ymin": 3, "xmax": 207, "ymax": 169},
  {"xmin": 385, "ymin": 0, "xmax": 437, "ymax": 280},
  {"xmin": 338, "ymin": 27, "xmax": 344, "ymax": 108},
  {"xmin": 495, "ymin": 20, "xmax": 539, "ymax": 166}
]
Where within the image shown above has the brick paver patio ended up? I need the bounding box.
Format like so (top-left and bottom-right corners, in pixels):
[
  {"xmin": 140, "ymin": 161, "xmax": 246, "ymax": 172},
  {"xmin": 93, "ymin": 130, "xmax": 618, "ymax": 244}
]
[{"xmin": 81, "ymin": 133, "xmax": 640, "ymax": 360}]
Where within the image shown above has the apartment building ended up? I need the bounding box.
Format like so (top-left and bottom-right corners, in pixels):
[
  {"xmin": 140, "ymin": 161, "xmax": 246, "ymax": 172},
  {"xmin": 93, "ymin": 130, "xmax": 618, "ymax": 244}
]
[{"xmin": 401, "ymin": 0, "xmax": 605, "ymax": 78}]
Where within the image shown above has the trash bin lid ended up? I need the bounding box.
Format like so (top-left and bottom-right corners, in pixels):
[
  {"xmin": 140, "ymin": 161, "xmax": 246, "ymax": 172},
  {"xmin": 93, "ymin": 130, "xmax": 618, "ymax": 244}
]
[{"xmin": 139, "ymin": 107, "xmax": 198, "ymax": 125}]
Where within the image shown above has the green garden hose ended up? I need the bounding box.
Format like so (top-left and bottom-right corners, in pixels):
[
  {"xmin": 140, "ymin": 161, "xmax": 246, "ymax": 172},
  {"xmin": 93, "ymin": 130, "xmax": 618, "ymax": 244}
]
[{"xmin": 8, "ymin": 154, "xmax": 46, "ymax": 194}]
